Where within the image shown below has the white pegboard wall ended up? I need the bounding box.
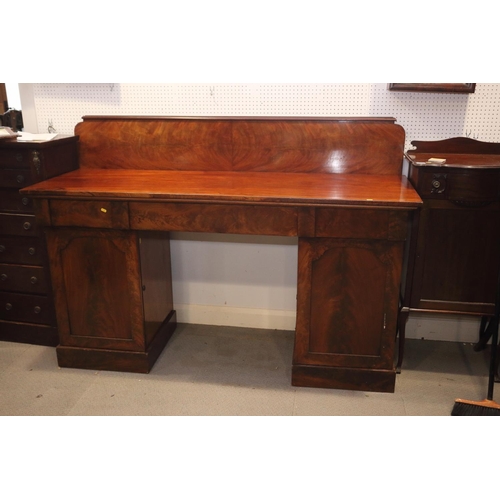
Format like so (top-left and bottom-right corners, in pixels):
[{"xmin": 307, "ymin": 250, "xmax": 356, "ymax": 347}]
[{"xmin": 31, "ymin": 83, "xmax": 500, "ymax": 151}]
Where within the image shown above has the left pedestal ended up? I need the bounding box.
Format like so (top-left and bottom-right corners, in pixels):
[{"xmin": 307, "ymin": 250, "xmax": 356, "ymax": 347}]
[{"xmin": 45, "ymin": 228, "xmax": 177, "ymax": 373}]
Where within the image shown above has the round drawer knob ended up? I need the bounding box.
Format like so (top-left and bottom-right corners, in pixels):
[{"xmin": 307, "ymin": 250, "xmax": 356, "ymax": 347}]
[
  {"xmin": 0, "ymin": 245, "xmax": 5, "ymax": 253},
  {"xmin": 22, "ymin": 197, "xmax": 30, "ymax": 206},
  {"xmin": 5, "ymin": 303, "xmax": 13, "ymax": 311},
  {"xmin": 0, "ymin": 274, "xmax": 7, "ymax": 281},
  {"xmin": 432, "ymin": 180, "xmax": 441, "ymax": 189},
  {"xmin": 16, "ymin": 175, "xmax": 25, "ymax": 184},
  {"xmin": 30, "ymin": 276, "xmax": 38, "ymax": 284},
  {"xmin": 16, "ymin": 153, "xmax": 23, "ymax": 162},
  {"xmin": 34, "ymin": 306, "xmax": 41, "ymax": 314},
  {"xmin": 28, "ymin": 247, "xmax": 36, "ymax": 255},
  {"xmin": 23, "ymin": 221, "xmax": 32, "ymax": 230}
]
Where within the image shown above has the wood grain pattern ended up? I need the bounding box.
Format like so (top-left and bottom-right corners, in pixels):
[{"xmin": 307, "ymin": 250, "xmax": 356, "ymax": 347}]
[
  {"xmin": 75, "ymin": 116, "xmax": 405, "ymax": 175},
  {"xmin": 130, "ymin": 202, "xmax": 298, "ymax": 236},
  {"xmin": 21, "ymin": 116, "xmax": 420, "ymax": 389},
  {"xmin": 294, "ymin": 238, "xmax": 402, "ymax": 371},
  {"xmin": 46, "ymin": 229, "xmax": 146, "ymax": 351},
  {"xmin": 22, "ymin": 170, "xmax": 422, "ymax": 208}
]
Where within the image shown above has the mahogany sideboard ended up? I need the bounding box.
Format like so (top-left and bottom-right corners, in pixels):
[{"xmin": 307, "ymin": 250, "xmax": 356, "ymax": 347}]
[
  {"xmin": 0, "ymin": 135, "xmax": 78, "ymax": 345},
  {"xmin": 21, "ymin": 116, "xmax": 422, "ymax": 393},
  {"xmin": 398, "ymin": 137, "xmax": 500, "ymax": 373}
]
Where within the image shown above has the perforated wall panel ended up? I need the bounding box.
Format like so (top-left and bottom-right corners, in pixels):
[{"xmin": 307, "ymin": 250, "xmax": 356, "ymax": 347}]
[{"xmin": 31, "ymin": 83, "xmax": 500, "ymax": 150}]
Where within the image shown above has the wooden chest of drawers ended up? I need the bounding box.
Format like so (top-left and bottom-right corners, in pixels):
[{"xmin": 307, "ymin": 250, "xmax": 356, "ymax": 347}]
[
  {"xmin": 398, "ymin": 137, "xmax": 500, "ymax": 370},
  {"xmin": 0, "ymin": 135, "xmax": 78, "ymax": 345}
]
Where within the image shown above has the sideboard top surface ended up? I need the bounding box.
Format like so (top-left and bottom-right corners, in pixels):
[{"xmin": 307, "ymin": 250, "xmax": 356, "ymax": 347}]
[{"xmin": 22, "ymin": 169, "xmax": 422, "ymax": 208}]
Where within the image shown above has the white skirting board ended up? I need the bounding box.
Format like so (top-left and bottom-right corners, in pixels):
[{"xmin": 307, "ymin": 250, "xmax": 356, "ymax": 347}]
[
  {"xmin": 405, "ymin": 314, "xmax": 481, "ymax": 343},
  {"xmin": 173, "ymin": 304, "xmax": 482, "ymax": 343},
  {"xmin": 174, "ymin": 304, "xmax": 297, "ymax": 331}
]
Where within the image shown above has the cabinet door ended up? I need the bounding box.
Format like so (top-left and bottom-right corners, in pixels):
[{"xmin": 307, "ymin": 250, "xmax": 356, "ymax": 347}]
[
  {"xmin": 410, "ymin": 202, "xmax": 500, "ymax": 314},
  {"xmin": 295, "ymin": 238, "xmax": 403, "ymax": 370},
  {"xmin": 46, "ymin": 228, "xmax": 146, "ymax": 351}
]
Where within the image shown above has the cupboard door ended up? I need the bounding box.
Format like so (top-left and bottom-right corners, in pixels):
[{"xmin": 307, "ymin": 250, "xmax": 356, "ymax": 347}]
[
  {"xmin": 410, "ymin": 203, "xmax": 500, "ymax": 314},
  {"xmin": 295, "ymin": 238, "xmax": 403, "ymax": 370},
  {"xmin": 45, "ymin": 228, "xmax": 146, "ymax": 351}
]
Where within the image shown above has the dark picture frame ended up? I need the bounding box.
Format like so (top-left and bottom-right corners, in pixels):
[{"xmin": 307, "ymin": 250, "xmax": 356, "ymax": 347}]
[{"xmin": 388, "ymin": 83, "xmax": 476, "ymax": 93}]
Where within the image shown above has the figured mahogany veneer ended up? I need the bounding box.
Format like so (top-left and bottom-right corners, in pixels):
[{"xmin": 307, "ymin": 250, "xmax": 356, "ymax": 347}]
[
  {"xmin": 76, "ymin": 116, "xmax": 405, "ymax": 175},
  {"xmin": 22, "ymin": 116, "xmax": 421, "ymax": 392}
]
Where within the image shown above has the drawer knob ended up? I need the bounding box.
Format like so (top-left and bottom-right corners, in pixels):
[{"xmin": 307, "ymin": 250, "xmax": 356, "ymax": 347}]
[
  {"xmin": 5, "ymin": 303, "xmax": 12, "ymax": 311},
  {"xmin": 21, "ymin": 197, "xmax": 30, "ymax": 206},
  {"xmin": 16, "ymin": 175, "xmax": 25, "ymax": 184},
  {"xmin": 0, "ymin": 245, "xmax": 5, "ymax": 253},
  {"xmin": 16, "ymin": 153, "xmax": 23, "ymax": 162},
  {"xmin": 34, "ymin": 306, "xmax": 41, "ymax": 314},
  {"xmin": 432, "ymin": 180, "xmax": 441, "ymax": 189},
  {"xmin": 100, "ymin": 207, "xmax": 108, "ymax": 213},
  {"xmin": 30, "ymin": 276, "xmax": 38, "ymax": 284},
  {"xmin": 23, "ymin": 221, "xmax": 32, "ymax": 230},
  {"xmin": 28, "ymin": 247, "xmax": 36, "ymax": 255},
  {"xmin": 0, "ymin": 274, "xmax": 7, "ymax": 281}
]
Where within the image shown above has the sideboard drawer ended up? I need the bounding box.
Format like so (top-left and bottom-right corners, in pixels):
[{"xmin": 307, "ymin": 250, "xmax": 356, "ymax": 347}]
[
  {"xmin": 0, "ymin": 264, "xmax": 48, "ymax": 294},
  {"xmin": 49, "ymin": 200, "xmax": 130, "ymax": 229},
  {"xmin": 315, "ymin": 208, "xmax": 408, "ymax": 240},
  {"xmin": 129, "ymin": 202, "xmax": 298, "ymax": 236},
  {"xmin": 0, "ymin": 291, "xmax": 53, "ymax": 325}
]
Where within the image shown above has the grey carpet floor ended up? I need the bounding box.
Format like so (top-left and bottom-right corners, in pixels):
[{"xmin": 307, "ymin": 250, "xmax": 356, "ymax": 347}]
[{"xmin": 0, "ymin": 323, "xmax": 494, "ymax": 416}]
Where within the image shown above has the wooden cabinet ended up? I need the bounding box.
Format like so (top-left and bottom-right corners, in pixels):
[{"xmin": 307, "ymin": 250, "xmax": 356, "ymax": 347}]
[
  {"xmin": 21, "ymin": 116, "xmax": 421, "ymax": 392},
  {"xmin": 293, "ymin": 210, "xmax": 407, "ymax": 392},
  {"xmin": 399, "ymin": 137, "xmax": 500, "ymax": 369},
  {"xmin": 45, "ymin": 228, "xmax": 176, "ymax": 372},
  {"xmin": 0, "ymin": 136, "xmax": 78, "ymax": 345}
]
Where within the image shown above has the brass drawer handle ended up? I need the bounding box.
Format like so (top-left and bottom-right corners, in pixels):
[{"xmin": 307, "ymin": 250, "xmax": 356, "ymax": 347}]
[
  {"xmin": 23, "ymin": 221, "xmax": 32, "ymax": 230},
  {"xmin": 32, "ymin": 151, "xmax": 41, "ymax": 175}
]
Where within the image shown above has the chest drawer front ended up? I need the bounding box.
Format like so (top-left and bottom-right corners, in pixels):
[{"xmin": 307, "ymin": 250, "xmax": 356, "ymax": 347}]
[
  {"xmin": 0, "ymin": 148, "xmax": 36, "ymax": 168},
  {"xmin": 0, "ymin": 263, "xmax": 48, "ymax": 294},
  {"xmin": 0, "ymin": 189, "xmax": 34, "ymax": 213},
  {"xmin": 0, "ymin": 291, "xmax": 53, "ymax": 325},
  {"xmin": 0, "ymin": 236, "xmax": 45, "ymax": 265},
  {"xmin": 49, "ymin": 200, "xmax": 130, "ymax": 229},
  {"xmin": 0, "ymin": 168, "xmax": 34, "ymax": 188},
  {"xmin": 412, "ymin": 168, "xmax": 500, "ymax": 202},
  {"xmin": 0, "ymin": 213, "xmax": 39, "ymax": 236}
]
